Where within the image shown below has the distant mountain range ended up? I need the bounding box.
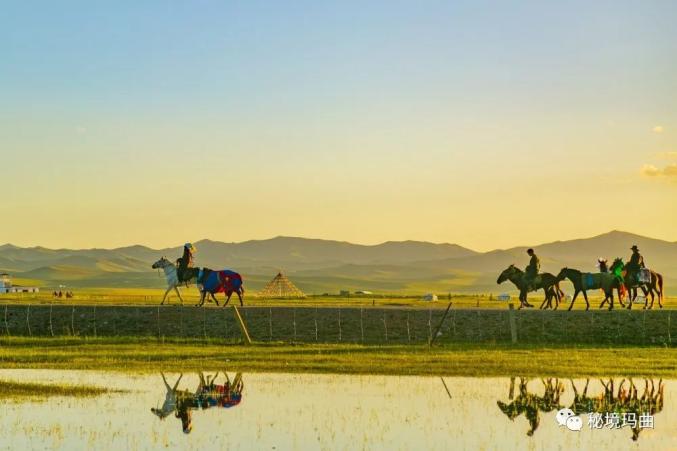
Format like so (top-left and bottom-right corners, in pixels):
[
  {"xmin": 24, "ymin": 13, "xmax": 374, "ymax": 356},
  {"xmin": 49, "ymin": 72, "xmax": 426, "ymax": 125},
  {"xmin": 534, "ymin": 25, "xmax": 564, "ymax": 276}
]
[{"xmin": 1, "ymin": 231, "xmax": 675, "ymax": 295}]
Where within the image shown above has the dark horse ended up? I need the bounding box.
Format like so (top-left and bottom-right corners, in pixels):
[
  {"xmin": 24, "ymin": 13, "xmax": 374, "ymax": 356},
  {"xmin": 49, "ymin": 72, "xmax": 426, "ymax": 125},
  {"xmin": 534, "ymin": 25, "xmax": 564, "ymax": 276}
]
[
  {"xmin": 497, "ymin": 265, "xmax": 563, "ymax": 309},
  {"xmin": 609, "ymin": 258, "xmax": 664, "ymax": 310},
  {"xmin": 555, "ymin": 267, "xmax": 623, "ymax": 311},
  {"xmin": 185, "ymin": 267, "xmax": 245, "ymax": 307}
]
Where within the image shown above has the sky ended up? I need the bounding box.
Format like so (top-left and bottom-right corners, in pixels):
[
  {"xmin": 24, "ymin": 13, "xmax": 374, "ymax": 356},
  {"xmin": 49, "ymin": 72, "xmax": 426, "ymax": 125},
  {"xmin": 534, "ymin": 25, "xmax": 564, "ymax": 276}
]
[{"xmin": 1, "ymin": 1, "xmax": 676, "ymax": 251}]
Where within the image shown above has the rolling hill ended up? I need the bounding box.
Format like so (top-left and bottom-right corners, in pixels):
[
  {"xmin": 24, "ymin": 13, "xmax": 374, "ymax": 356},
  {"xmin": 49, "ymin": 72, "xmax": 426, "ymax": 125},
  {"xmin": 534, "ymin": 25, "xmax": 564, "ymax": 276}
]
[{"xmin": 1, "ymin": 231, "xmax": 675, "ymax": 294}]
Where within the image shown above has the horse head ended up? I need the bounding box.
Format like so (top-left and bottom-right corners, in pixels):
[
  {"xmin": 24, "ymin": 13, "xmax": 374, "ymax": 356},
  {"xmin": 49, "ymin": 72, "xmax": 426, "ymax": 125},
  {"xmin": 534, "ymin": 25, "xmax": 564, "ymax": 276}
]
[
  {"xmin": 497, "ymin": 265, "xmax": 517, "ymax": 284},
  {"xmin": 556, "ymin": 268, "xmax": 568, "ymax": 281},
  {"xmin": 152, "ymin": 257, "xmax": 172, "ymax": 269}
]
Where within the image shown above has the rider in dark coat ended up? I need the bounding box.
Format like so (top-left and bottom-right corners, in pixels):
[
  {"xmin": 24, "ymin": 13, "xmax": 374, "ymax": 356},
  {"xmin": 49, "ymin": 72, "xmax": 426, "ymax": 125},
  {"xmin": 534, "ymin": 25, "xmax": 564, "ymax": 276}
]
[
  {"xmin": 524, "ymin": 248, "xmax": 540, "ymax": 289},
  {"xmin": 627, "ymin": 245, "xmax": 645, "ymax": 284},
  {"xmin": 177, "ymin": 243, "xmax": 196, "ymax": 283}
]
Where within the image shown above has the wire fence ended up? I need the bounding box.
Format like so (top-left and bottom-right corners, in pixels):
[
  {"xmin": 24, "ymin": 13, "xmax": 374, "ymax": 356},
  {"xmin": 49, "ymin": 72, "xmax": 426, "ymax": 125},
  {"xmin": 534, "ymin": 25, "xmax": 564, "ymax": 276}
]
[{"xmin": 0, "ymin": 304, "xmax": 674, "ymax": 346}]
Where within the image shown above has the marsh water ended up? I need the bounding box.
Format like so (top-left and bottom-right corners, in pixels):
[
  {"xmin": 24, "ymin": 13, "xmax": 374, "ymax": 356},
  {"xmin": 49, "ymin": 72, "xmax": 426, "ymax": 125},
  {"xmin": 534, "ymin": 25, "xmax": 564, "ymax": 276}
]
[{"xmin": 0, "ymin": 370, "xmax": 674, "ymax": 450}]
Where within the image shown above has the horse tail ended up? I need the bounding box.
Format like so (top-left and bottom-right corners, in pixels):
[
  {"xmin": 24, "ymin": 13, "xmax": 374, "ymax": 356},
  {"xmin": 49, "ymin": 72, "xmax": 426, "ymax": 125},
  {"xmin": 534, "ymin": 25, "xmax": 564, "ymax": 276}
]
[{"xmin": 657, "ymin": 274, "xmax": 664, "ymax": 300}]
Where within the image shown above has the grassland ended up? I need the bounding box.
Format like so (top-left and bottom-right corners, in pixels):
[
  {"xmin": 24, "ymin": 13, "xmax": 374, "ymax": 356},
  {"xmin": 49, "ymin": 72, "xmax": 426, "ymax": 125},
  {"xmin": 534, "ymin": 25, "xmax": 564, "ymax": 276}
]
[
  {"xmin": 0, "ymin": 337, "xmax": 675, "ymax": 377},
  {"xmin": 0, "ymin": 378, "xmax": 120, "ymax": 402}
]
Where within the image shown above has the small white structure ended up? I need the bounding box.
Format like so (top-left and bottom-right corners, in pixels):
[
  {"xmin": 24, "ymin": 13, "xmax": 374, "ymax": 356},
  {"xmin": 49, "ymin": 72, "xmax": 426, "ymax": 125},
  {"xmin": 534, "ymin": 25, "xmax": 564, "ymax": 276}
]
[
  {"xmin": 422, "ymin": 293, "xmax": 438, "ymax": 302},
  {"xmin": 497, "ymin": 293, "xmax": 511, "ymax": 301},
  {"xmin": 0, "ymin": 273, "xmax": 40, "ymax": 294},
  {"xmin": 355, "ymin": 290, "xmax": 373, "ymax": 295}
]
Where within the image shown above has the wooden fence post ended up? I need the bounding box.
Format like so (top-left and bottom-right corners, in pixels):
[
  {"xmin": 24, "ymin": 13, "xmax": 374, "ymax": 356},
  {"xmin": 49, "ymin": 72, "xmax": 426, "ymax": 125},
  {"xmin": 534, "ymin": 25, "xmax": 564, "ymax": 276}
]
[
  {"xmin": 382, "ymin": 311, "xmax": 388, "ymax": 342},
  {"xmin": 49, "ymin": 303, "xmax": 55, "ymax": 337},
  {"xmin": 360, "ymin": 307, "xmax": 364, "ymax": 343},
  {"xmin": 293, "ymin": 308, "xmax": 297, "ymax": 342},
  {"xmin": 232, "ymin": 305, "xmax": 252, "ymax": 345},
  {"xmin": 26, "ymin": 305, "xmax": 31, "ymax": 337},
  {"xmin": 314, "ymin": 308, "xmax": 318, "ymax": 342},
  {"xmin": 93, "ymin": 306, "xmax": 97, "ymax": 338},
  {"xmin": 338, "ymin": 307, "xmax": 342, "ymax": 342},
  {"xmin": 429, "ymin": 302, "xmax": 452, "ymax": 347},
  {"xmin": 508, "ymin": 303, "xmax": 517, "ymax": 343},
  {"xmin": 269, "ymin": 307, "xmax": 273, "ymax": 341},
  {"xmin": 71, "ymin": 306, "xmax": 76, "ymax": 336},
  {"xmin": 4, "ymin": 305, "xmax": 9, "ymax": 336},
  {"xmin": 406, "ymin": 312, "xmax": 411, "ymax": 343}
]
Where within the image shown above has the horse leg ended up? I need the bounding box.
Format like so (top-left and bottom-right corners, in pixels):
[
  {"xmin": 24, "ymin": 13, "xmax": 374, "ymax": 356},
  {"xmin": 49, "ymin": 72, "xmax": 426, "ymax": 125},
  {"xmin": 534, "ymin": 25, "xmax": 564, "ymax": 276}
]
[
  {"xmin": 607, "ymin": 291, "xmax": 614, "ymax": 311},
  {"xmin": 174, "ymin": 287, "xmax": 185, "ymax": 306},
  {"xmin": 223, "ymin": 292, "xmax": 232, "ymax": 307},
  {"xmin": 568, "ymin": 290, "xmax": 580, "ymax": 311},
  {"xmin": 237, "ymin": 288, "xmax": 244, "ymax": 307},
  {"xmin": 210, "ymin": 292, "xmax": 219, "ymax": 306},
  {"xmin": 617, "ymin": 287, "xmax": 625, "ymax": 308},
  {"xmin": 161, "ymin": 286, "xmax": 172, "ymax": 305},
  {"xmin": 196, "ymin": 291, "xmax": 205, "ymax": 307},
  {"xmin": 582, "ymin": 290, "xmax": 589, "ymax": 311}
]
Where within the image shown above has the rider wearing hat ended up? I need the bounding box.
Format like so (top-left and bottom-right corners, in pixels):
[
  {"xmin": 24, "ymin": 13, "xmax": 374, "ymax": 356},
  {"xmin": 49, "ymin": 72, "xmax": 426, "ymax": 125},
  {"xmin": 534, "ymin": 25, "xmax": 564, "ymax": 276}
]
[
  {"xmin": 627, "ymin": 245, "xmax": 645, "ymax": 284},
  {"xmin": 524, "ymin": 248, "xmax": 540, "ymax": 289},
  {"xmin": 177, "ymin": 243, "xmax": 196, "ymax": 283}
]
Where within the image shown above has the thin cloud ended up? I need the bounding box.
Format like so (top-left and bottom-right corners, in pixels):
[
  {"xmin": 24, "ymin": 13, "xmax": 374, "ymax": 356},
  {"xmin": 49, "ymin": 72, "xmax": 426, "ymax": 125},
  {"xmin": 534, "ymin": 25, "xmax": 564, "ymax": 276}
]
[
  {"xmin": 656, "ymin": 151, "xmax": 677, "ymax": 159},
  {"xmin": 641, "ymin": 163, "xmax": 677, "ymax": 178}
]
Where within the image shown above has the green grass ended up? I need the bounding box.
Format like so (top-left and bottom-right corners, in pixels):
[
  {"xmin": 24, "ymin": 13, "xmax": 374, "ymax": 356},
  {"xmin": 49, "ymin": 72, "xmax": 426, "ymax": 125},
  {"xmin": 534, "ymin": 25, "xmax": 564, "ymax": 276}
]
[
  {"xmin": 1, "ymin": 337, "xmax": 675, "ymax": 377},
  {"xmin": 0, "ymin": 378, "xmax": 120, "ymax": 402}
]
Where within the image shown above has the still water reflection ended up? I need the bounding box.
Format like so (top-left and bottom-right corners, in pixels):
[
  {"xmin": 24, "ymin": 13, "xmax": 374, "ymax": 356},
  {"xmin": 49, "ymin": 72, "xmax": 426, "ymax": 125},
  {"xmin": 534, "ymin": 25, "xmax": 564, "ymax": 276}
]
[{"xmin": 0, "ymin": 370, "xmax": 674, "ymax": 450}]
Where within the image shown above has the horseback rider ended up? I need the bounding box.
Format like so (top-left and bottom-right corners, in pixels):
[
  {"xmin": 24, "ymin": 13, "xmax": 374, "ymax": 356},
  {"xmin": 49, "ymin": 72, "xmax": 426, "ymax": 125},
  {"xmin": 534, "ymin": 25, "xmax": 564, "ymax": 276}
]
[
  {"xmin": 176, "ymin": 243, "xmax": 196, "ymax": 284},
  {"xmin": 524, "ymin": 248, "xmax": 540, "ymax": 289},
  {"xmin": 627, "ymin": 245, "xmax": 645, "ymax": 284},
  {"xmin": 597, "ymin": 258, "xmax": 609, "ymax": 273}
]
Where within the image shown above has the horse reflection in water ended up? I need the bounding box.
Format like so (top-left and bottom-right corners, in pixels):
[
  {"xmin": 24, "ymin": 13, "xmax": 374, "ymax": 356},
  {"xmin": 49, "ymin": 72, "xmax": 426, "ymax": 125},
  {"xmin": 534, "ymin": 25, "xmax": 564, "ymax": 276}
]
[
  {"xmin": 496, "ymin": 377, "xmax": 564, "ymax": 436},
  {"xmin": 151, "ymin": 372, "xmax": 244, "ymax": 433},
  {"xmin": 570, "ymin": 378, "xmax": 664, "ymax": 441},
  {"xmin": 498, "ymin": 377, "xmax": 664, "ymax": 441}
]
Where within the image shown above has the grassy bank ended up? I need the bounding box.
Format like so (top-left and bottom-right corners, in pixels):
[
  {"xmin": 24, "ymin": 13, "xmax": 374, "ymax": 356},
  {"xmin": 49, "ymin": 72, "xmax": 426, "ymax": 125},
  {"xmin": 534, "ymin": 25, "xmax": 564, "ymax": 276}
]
[
  {"xmin": 1, "ymin": 337, "xmax": 676, "ymax": 377},
  {"xmin": 0, "ymin": 378, "xmax": 120, "ymax": 402}
]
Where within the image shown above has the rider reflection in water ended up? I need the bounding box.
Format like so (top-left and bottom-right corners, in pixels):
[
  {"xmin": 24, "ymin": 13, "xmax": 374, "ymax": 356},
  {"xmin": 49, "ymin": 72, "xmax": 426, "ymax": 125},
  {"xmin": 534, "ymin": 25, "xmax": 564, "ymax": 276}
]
[
  {"xmin": 151, "ymin": 371, "xmax": 244, "ymax": 434},
  {"xmin": 497, "ymin": 377, "xmax": 664, "ymax": 440}
]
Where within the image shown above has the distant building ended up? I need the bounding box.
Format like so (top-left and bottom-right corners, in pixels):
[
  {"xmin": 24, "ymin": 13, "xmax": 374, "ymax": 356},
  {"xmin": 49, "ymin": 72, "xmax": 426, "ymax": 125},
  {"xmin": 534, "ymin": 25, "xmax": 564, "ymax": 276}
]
[
  {"xmin": 0, "ymin": 273, "xmax": 40, "ymax": 294},
  {"xmin": 339, "ymin": 290, "xmax": 350, "ymax": 297},
  {"xmin": 355, "ymin": 290, "xmax": 373, "ymax": 295},
  {"xmin": 497, "ymin": 294, "xmax": 511, "ymax": 301},
  {"xmin": 422, "ymin": 293, "xmax": 438, "ymax": 302}
]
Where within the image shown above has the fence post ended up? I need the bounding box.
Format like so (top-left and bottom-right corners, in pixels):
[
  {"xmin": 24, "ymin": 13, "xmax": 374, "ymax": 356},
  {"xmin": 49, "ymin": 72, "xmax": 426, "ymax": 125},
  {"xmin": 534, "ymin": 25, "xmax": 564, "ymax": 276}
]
[
  {"xmin": 26, "ymin": 305, "xmax": 31, "ymax": 337},
  {"xmin": 430, "ymin": 302, "xmax": 452, "ymax": 347},
  {"xmin": 314, "ymin": 308, "xmax": 318, "ymax": 342},
  {"xmin": 427, "ymin": 309, "xmax": 432, "ymax": 342},
  {"xmin": 383, "ymin": 311, "xmax": 388, "ymax": 342},
  {"xmin": 360, "ymin": 307, "xmax": 364, "ymax": 343},
  {"xmin": 508, "ymin": 303, "xmax": 517, "ymax": 343},
  {"xmin": 179, "ymin": 305, "xmax": 184, "ymax": 338},
  {"xmin": 406, "ymin": 312, "xmax": 411, "ymax": 343},
  {"xmin": 476, "ymin": 310, "xmax": 482, "ymax": 341},
  {"xmin": 93, "ymin": 306, "xmax": 97, "ymax": 338},
  {"xmin": 668, "ymin": 312, "xmax": 672, "ymax": 345},
  {"xmin": 224, "ymin": 308, "xmax": 228, "ymax": 340},
  {"xmin": 232, "ymin": 305, "xmax": 252, "ymax": 345},
  {"xmin": 49, "ymin": 303, "xmax": 55, "ymax": 337},
  {"xmin": 71, "ymin": 306, "xmax": 76, "ymax": 336},
  {"xmin": 338, "ymin": 307, "xmax": 342, "ymax": 342},
  {"xmin": 4, "ymin": 305, "xmax": 9, "ymax": 336},
  {"xmin": 157, "ymin": 305, "xmax": 161, "ymax": 339},
  {"xmin": 293, "ymin": 308, "xmax": 297, "ymax": 343},
  {"xmin": 269, "ymin": 307, "xmax": 273, "ymax": 342}
]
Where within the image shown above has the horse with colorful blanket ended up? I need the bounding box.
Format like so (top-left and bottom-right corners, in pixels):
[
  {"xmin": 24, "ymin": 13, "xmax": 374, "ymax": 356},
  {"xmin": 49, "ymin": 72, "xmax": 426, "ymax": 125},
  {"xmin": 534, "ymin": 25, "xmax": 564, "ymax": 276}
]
[
  {"xmin": 556, "ymin": 267, "xmax": 623, "ymax": 311},
  {"xmin": 188, "ymin": 267, "xmax": 245, "ymax": 307}
]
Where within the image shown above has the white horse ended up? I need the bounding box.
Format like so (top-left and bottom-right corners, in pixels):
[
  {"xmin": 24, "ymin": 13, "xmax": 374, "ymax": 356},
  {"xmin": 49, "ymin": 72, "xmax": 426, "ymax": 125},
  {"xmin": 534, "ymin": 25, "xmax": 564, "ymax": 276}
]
[
  {"xmin": 152, "ymin": 257, "xmax": 191, "ymax": 305},
  {"xmin": 151, "ymin": 372, "xmax": 183, "ymax": 419}
]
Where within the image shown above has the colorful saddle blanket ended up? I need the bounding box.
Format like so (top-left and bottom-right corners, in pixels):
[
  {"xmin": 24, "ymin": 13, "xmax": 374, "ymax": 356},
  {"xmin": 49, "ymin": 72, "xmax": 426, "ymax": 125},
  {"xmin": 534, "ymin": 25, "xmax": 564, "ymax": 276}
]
[
  {"xmin": 638, "ymin": 268, "xmax": 651, "ymax": 284},
  {"xmin": 582, "ymin": 273, "xmax": 595, "ymax": 290},
  {"xmin": 200, "ymin": 270, "xmax": 242, "ymax": 293}
]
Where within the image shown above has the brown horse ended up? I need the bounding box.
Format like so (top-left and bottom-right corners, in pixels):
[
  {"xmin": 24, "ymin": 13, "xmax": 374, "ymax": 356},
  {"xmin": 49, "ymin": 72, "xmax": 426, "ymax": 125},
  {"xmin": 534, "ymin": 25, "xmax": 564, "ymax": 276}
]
[
  {"xmin": 610, "ymin": 258, "xmax": 664, "ymax": 309},
  {"xmin": 497, "ymin": 265, "xmax": 563, "ymax": 309}
]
